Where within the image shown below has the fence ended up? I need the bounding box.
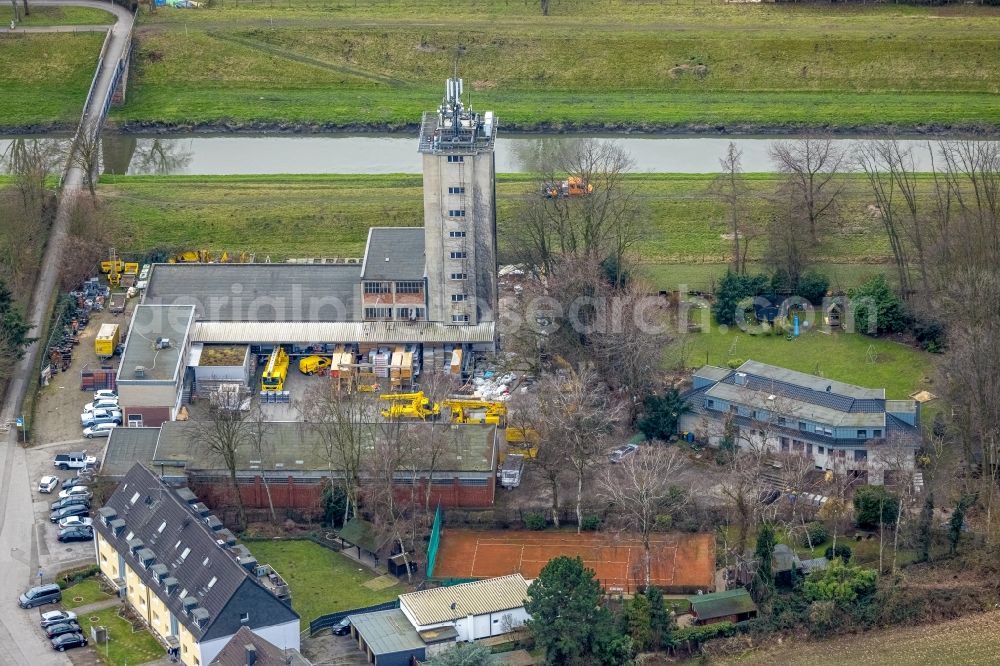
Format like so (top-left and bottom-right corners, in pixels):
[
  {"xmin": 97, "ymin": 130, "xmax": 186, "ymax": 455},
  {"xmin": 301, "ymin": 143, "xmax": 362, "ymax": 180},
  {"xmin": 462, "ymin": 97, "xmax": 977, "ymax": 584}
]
[
  {"xmin": 307, "ymin": 599, "xmax": 400, "ymax": 636},
  {"xmin": 425, "ymin": 504, "xmax": 442, "ymax": 578}
]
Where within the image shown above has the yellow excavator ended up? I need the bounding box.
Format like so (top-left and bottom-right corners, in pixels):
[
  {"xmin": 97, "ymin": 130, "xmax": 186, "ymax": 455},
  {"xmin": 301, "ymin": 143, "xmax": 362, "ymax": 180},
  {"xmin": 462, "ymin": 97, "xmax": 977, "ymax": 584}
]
[
  {"xmin": 542, "ymin": 176, "xmax": 594, "ymax": 199},
  {"xmin": 378, "ymin": 391, "xmax": 440, "ymax": 420},
  {"xmin": 441, "ymin": 398, "xmax": 507, "ymax": 426}
]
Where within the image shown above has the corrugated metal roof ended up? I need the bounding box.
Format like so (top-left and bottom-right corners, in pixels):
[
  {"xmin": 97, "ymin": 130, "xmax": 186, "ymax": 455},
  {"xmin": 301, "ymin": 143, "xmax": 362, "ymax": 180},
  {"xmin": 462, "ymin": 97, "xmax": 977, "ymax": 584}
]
[
  {"xmin": 349, "ymin": 609, "xmax": 425, "ymax": 656},
  {"xmin": 688, "ymin": 588, "xmax": 757, "ymax": 620},
  {"xmin": 361, "ymin": 228, "xmax": 426, "ymax": 281},
  {"xmin": 737, "ymin": 360, "xmax": 884, "ymax": 399},
  {"xmin": 191, "ymin": 320, "xmax": 495, "ymax": 344},
  {"xmin": 400, "ymin": 574, "xmax": 528, "ymax": 626}
]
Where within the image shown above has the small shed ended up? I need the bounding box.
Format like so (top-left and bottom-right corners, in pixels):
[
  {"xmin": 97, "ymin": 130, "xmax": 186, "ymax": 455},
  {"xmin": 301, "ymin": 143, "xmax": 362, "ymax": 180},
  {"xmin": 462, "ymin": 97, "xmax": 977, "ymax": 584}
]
[
  {"xmin": 687, "ymin": 589, "xmax": 758, "ymax": 626},
  {"xmin": 350, "ymin": 608, "xmax": 426, "ymax": 666},
  {"xmin": 339, "ymin": 517, "xmax": 390, "ymax": 563},
  {"xmin": 772, "ymin": 543, "xmax": 803, "ymax": 586}
]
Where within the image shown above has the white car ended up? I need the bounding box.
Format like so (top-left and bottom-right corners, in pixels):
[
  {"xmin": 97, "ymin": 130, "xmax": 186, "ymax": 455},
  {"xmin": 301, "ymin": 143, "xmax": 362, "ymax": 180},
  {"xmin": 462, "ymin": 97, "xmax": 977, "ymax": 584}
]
[
  {"xmin": 38, "ymin": 476, "xmax": 59, "ymax": 494},
  {"xmin": 58, "ymin": 486, "xmax": 93, "ymax": 500},
  {"xmin": 83, "ymin": 423, "xmax": 116, "ymax": 439},
  {"xmin": 83, "ymin": 398, "xmax": 119, "ymax": 413},
  {"xmin": 92, "ymin": 390, "xmax": 118, "ymax": 402},
  {"xmin": 57, "ymin": 516, "xmax": 94, "ymax": 530},
  {"xmin": 609, "ymin": 443, "xmax": 639, "ymax": 463},
  {"xmin": 40, "ymin": 610, "xmax": 77, "ymax": 628},
  {"xmin": 80, "ymin": 408, "xmax": 122, "ymax": 428}
]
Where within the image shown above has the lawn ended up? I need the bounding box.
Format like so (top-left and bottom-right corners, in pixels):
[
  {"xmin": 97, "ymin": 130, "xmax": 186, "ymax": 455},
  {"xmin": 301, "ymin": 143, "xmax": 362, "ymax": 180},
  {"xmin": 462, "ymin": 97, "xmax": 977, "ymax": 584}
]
[
  {"xmin": 685, "ymin": 322, "xmax": 935, "ymax": 399},
  {"xmin": 17, "ymin": 6, "xmax": 115, "ymax": 26},
  {"xmin": 62, "ymin": 577, "xmax": 115, "ymax": 609},
  {"xmin": 98, "ymin": 171, "xmax": 902, "ymax": 291},
  {"xmin": 720, "ymin": 609, "xmax": 1000, "ymax": 665},
  {"xmin": 246, "ymin": 539, "xmax": 406, "ymax": 623},
  {"xmin": 0, "ymin": 32, "xmax": 105, "ymax": 129},
  {"xmin": 79, "ymin": 607, "xmax": 165, "ymax": 666},
  {"xmin": 102, "ymin": 1, "xmax": 1000, "ymax": 131}
]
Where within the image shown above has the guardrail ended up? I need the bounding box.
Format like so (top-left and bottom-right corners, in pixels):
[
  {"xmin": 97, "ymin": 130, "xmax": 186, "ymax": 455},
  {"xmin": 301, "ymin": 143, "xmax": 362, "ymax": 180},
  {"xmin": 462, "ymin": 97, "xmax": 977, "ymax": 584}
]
[{"xmin": 307, "ymin": 600, "xmax": 400, "ymax": 636}]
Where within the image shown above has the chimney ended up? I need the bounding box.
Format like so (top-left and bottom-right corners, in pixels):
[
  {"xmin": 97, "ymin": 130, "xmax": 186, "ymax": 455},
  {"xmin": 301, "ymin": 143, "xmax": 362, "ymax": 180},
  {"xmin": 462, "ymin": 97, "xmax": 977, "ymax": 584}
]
[{"xmin": 244, "ymin": 644, "xmax": 257, "ymax": 666}]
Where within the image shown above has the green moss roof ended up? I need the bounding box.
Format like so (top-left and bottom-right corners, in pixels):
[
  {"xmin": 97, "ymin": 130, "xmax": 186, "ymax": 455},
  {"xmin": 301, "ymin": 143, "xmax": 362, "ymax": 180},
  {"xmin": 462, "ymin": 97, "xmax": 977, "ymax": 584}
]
[{"xmin": 687, "ymin": 588, "xmax": 757, "ymax": 620}]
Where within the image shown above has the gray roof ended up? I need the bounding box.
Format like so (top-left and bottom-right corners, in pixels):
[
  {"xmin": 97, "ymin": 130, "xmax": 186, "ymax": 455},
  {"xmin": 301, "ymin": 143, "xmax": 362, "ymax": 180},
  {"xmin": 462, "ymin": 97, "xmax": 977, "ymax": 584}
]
[
  {"xmin": 361, "ymin": 228, "xmax": 426, "ymax": 281},
  {"xmin": 143, "ymin": 264, "xmax": 360, "ymax": 322},
  {"xmin": 736, "ymin": 360, "xmax": 884, "ymax": 400},
  {"xmin": 102, "ymin": 427, "xmax": 161, "ymax": 476},
  {"xmin": 118, "ymin": 305, "xmax": 195, "ymax": 383},
  {"xmin": 94, "ymin": 465, "xmax": 299, "ymax": 642},
  {"xmin": 210, "ymin": 626, "xmax": 311, "ymax": 666},
  {"xmin": 349, "ymin": 609, "xmax": 426, "ymax": 656},
  {"xmin": 146, "ymin": 420, "xmax": 496, "ymax": 475}
]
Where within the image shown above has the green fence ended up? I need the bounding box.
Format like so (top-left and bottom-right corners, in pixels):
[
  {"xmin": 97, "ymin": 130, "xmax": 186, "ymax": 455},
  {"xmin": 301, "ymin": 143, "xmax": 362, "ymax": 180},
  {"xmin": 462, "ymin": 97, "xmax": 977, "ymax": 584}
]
[{"xmin": 426, "ymin": 504, "xmax": 442, "ymax": 578}]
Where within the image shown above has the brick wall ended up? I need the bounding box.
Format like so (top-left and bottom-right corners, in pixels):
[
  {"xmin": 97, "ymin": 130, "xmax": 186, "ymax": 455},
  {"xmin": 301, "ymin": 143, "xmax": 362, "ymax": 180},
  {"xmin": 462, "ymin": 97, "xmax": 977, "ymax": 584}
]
[{"xmin": 122, "ymin": 406, "xmax": 171, "ymax": 427}]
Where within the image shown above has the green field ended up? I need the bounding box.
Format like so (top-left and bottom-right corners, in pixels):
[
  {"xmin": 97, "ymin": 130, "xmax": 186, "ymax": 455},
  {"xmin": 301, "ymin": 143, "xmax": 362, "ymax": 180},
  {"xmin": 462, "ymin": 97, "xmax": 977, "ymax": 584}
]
[
  {"xmin": 80, "ymin": 607, "xmax": 165, "ymax": 666},
  {"xmin": 99, "ymin": 172, "xmax": 901, "ymax": 291},
  {"xmin": 17, "ymin": 6, "xmax": 115, "ymax": 26},
  {"xmin": 101, "ymin": 0, "xmax": 1000, "ymax": 130},
  {"xmin": 0, "ymin": 32, "xmax": 105, "ymax": 129},
  {"xmin": 246, "ymin": 539, "xmax": 405, "ymax": 623},
  {"xmin": 62, "ymin": 577, "xmax": 115, "ymax": 609}
]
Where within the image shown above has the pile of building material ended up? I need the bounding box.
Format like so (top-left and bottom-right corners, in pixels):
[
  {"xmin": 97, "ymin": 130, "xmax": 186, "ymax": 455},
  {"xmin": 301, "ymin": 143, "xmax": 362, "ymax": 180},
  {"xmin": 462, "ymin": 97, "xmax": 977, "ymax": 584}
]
[{"xmin": 471, "ymin": 372, "xmax": 516, "ymax": 401}]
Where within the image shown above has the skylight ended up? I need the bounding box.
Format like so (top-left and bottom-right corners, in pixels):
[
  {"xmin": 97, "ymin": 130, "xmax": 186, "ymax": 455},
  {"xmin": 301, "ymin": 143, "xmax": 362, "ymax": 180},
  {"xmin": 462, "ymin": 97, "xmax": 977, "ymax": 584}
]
[
  {"xmin": 158, "ymin": 521, "xmax": 167, "ymax": 533},
  {"xmin": 130, "ymin": 491, "xmax": 141, "ymax": 505},
  {"xmin": 126, "ymin": 531, "xmax": 134, "ymax": 541},
  {"xmin": 207, "ymin": 577, "xmax": 217, "ymax": 589},
  {"xmin": 180, "ymin": 547, "xmax": 191, "ymax": 560}
]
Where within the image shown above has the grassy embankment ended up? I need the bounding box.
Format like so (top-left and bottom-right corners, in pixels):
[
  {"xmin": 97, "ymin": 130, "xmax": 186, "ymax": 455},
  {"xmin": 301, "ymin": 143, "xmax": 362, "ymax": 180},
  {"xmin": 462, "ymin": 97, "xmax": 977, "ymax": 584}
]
[
  {"xmin": 99, "ymin": 171, "xmax": 900, "ymax": 292},
  {"xmin": 107, "ymin": 0, "xmax": 1000, "ymax": 130},
  {"xmin": 17, "ymin": 6, "xmax": 115, "ymax": 26},
  {"xmin": 0, "ymin": 32, "xmax": 106, "ymax": 129}
]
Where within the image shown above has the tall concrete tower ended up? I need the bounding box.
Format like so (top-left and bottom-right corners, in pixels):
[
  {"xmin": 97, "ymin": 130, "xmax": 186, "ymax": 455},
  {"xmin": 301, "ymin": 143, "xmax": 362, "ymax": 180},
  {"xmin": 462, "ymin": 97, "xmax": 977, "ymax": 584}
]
[{"xmin": 418, "ymin": 78, "xmax": 498, "ymax": 326}]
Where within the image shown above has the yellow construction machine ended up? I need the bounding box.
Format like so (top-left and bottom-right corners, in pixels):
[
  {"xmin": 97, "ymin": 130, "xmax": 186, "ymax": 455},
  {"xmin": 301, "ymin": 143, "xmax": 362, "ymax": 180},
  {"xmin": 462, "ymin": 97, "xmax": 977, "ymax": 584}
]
[
  {"xmin": 441, "ymin": 398, "xmax": 507, "ymax": 426},
  {"xmin": 378, "ymin": 391, "xmax": 440, "ymax": 420},
  {"xmin": 505, "ymin": 426, "xmax": 539, "ymax": 459}
]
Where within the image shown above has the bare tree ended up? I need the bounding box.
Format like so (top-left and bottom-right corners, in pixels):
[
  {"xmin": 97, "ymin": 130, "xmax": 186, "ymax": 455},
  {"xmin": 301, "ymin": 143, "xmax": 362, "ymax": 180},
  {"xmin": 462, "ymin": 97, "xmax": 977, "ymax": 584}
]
[
  {"xmin": 601, "ymin": 445, "xmax": 688, "ymax": 586},
  {"xmin": 365, "ymin": 420, "xmax": 421, "ymax": 582},
  {"xmin": 191, "ymin": 404, "xmax": 268, "ymax": 531},
  {"xmin": 246, "ymin": 407, "xmax": 277, "ymax": 524},
  {"xmin": 712, "ymin": 142, "xmax": 756, "ymax": 274},
  {"xmin": 70, "ymin": 132, "xmax": 102, "ymax": 198},
  {"xmin": 768, "ymin": 137, "xmax": 847, "ymax": 243},
  {"xmin": 764, "ymin": 185, "xmax": 814, "ymax": 290},
  {"xmin": 300, "ymin": 384, "xmax": 378, "ymax": 527},
  {"xmin": 507, "ymin": 390, "xmax": 567, "ymax": 527}
]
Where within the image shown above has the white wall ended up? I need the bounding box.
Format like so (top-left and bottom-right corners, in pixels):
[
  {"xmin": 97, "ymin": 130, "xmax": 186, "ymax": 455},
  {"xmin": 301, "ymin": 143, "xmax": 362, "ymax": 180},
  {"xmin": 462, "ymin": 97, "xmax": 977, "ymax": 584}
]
[
  {"xmin": 197, "ymin": 619, "xmax": 301, "ymax": 666},
  {"xmin": 409, "ymin": 607, "xmax": 529, "ymax": 643}
]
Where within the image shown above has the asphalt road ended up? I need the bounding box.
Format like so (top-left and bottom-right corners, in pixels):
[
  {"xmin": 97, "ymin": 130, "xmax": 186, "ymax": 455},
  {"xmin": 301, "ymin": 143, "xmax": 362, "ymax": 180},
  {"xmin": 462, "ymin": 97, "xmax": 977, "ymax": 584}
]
[{"xmin": 0, "ymin": 1, "xmax": 134, "ymax": 662}]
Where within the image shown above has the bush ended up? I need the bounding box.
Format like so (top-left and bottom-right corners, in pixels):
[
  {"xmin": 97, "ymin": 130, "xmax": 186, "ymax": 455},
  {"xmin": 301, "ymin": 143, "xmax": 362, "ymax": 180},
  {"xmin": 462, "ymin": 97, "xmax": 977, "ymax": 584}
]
[
  {"xmin": 800, "ymin": 522, "xmax": 828, "ymax": 548},
  {"xmin": 581, "ymin": 515, "xmax": 602, "ymax": 531},
  {"xmin": 803, "ymin": 561, "xmax": 877, "ymax": 604},
  {"xmin": 797, "ymin": 271, "xmax": 831, "ymax": 305},
  {"xmin": 524, "ymin": 512, "xmax": 548, "ymax": 530},
  {"xmin": 911, "ymin": 313, "xmax": 946, "ymax": 353},
  {"xmin": 848, "ymin": 274, "xmax": 909, "ymax": 336},
  {"xmin": 713, "ymin": 271, "xmax": 769, "ymax": 327},
  {"xmin": 824, "ymin": 544, "xmax": 853, "ymax": 563},
  {"xmin": 58, "ymin": 564, "xmax": 100, "ymax": 589},
  {"xmin": 853, "ymin": 485, "xmax": 900, "ymax": 529},
  {"xmin": 726, "ymin": 357, "xmax": 745, "ymax": 369},
  {"xmin": 670, "ymin": 621, "xmax": 737, "ymax": 649}
]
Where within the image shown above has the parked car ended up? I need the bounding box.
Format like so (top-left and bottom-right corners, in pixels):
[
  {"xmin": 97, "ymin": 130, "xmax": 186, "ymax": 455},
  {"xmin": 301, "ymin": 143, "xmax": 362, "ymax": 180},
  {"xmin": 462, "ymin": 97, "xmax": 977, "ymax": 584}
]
[
  {"xmin": 37, "ymin": 476, "xmax": 59, "ymax": 494},
  {"xmin": 50, "ymin": 505, "xmax": 89, "ymax": 523},
  {"xmin": 57, "ymin": 516, "xmax": 93, "ymax": 530},
  {"xmin": 80, "ymin": 408, "xmax": 122, "ymax": 428},
  {"xmin": 92, "ymin": 389, "xmax": 118, "ymax": 402},
  {"xmin": 58, "ymin": 486, "xmax": 92, "ymax": 501},
  {"xmin": 331, "ymin": 617, "xmax": 352, "ymax": 636},
  {"xmin": 609, "ymin": 443, "xmax": 639, "ymax": 463},
  {"xmin": 40, "ymin": 610, "xmax": 77, "ymax": 628},
  {"xmin": 57, "ymin": 526, "xmax": 94, "ymax": 543},
  {"xmin": 18, "ymin": 584, "xmax": 61, "ymax": 609},
  {"xmin": 50, "ymin": 496, "xmax": 90, "ymax": 512},
  {"xmin": 51, "ymin": 632, "xmax": 88, "ymax": 652},
  {"xmin": 83, "ymin": 398, "xmax": 119, "ymax": 412},
  {"xmin": 61, "ymin": 474, "xmax": 90, "ymax": 490},
  {"xmin": 82, "ymin": 423, "xmax": 116, "ymax": 439},
  {"xmin": 45, "ymin": 621, "xmax": 82, "ymax": 638},
  {"xmin": 52, "ymin": 452, "xmax": 97, "ymax": 470}
]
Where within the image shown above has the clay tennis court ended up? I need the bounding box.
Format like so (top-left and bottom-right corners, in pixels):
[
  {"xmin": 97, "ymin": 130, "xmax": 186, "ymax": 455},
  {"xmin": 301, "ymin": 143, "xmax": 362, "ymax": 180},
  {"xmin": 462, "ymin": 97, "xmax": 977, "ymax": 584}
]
[{"xmin": 433, "ymin": 529, "xmax": 715, "ymax": 594}]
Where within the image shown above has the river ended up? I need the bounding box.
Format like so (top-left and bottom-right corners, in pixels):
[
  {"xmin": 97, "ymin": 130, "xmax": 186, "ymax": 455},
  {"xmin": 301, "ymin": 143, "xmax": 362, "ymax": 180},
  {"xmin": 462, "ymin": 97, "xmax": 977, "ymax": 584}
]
[{"xmin": 0, "ymin": 134, "xmax": 982, "ymax": 175}]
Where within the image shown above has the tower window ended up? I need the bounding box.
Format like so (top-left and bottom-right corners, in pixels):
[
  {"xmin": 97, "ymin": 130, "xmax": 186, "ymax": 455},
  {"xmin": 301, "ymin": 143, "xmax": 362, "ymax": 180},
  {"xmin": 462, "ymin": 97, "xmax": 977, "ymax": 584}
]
[
  {"xmin": 451, "ymin": 294, "xmax": 467, "ymax": 302},
  {"xmin": 364, "ymin": 307, "xmax": 392, "ymax": 319},
  {"xmin": 449, "ymin": 230, "xmax": 467, "ymax": 238},
  {"xmin": 448, "ymin": 209, "xmax": 466, "ymax": 218},
  {"xmin": 448, "ymin": 186, "xmax": 466, "ymax": 194},
  {"xmin": 452, "ymin": 314, "xmax": 470, "ymax": 323},
  {"xmin": 450, "ymin": 251, "xmax": 467, "ymax": 259},
  {"xmin": 363, "ymin": 282, "xmax": 391, "ymax": 294},
  {"xmin": 449, "ymin": 273, "xmax": 467, "ymax": 280},
  {"xmin": 447, "ymin": 155, "xmax": 465, "ymax": 163},
  {"xmin": 395, "ymin": 281, "xmax": 423, "ymax": 294},
  {"xmin": 397, "ymin": 307, "xmax": 425, "ymax": 320}
]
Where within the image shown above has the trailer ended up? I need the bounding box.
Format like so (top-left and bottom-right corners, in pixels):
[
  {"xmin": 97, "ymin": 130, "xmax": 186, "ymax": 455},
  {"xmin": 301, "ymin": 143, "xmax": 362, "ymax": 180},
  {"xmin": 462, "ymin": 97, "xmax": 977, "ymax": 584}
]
[
  {"xmin": 108, "ymin": 293, "xmax": 126, "ymax": 314},
  {"xmin": 94, "ymin": 324, "xmax": 120, "ymax": 359},
  {"xmin": 499, "ymin": 454, "xmax": 525, "ymax": 489}
]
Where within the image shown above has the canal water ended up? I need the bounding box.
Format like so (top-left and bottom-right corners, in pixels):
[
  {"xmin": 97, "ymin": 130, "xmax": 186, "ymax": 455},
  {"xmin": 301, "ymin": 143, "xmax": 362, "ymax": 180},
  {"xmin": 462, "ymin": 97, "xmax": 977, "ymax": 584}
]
[{"xmin": 0, "ymin": 134, "xmax": 979, "ymax": 175}]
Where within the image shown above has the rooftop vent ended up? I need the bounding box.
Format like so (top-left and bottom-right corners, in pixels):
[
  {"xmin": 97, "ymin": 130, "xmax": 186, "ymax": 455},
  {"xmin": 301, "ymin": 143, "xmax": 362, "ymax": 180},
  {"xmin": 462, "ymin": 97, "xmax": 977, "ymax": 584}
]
[
  {"xmin": 133, "ymin": 366, "xmax": 146, "ymax": 378},
  {"xmin": 155, "ymin": 337, "xmax": 172, "ymax": 349},
  {"xmin": 734, "ymin": 372, "xmax": 748, "ymax": 386}
]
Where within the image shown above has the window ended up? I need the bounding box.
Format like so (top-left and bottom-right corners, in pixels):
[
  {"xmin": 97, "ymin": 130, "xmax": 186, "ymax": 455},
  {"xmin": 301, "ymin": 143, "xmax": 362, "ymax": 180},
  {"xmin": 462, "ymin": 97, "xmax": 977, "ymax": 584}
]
[
  {"xmin": 202, "ymin": 557, "xmax": 209, "ymax": 566},
  {"xmin": 751, "ymin": 410, "xmax": 758, "ymax": 420},
  {"xmin": 449, "ymin": 272, "xmax": 467, "ymax": 280},
  {"xmin": 799, "ymin": 421, "xmax": 807, "ymax": 431},
  {"xmin": 101, "ymin": 553, "xmax": 107, "ymax": 563},
  {"xmin": 207, "ymin": 577, "xmax": 217, "ymax": 589},
  {"xmin": 152, "ymin": 611, "xmax": 159, "ymax": 623},
  {"xmin": 363, "ymin": 282, "xmax": 391, "ymax": 294},
  {"xmin": 857, "ymin": 429, "xmax": 867, "ymax": 439},
  {"xmin": 126, "ymin": 531, "xmax": 135, "ymax": 541},
  {"xmin": 448, "ymin": 186, "xmax": 466, "ymax": 194},
  {"xmin": 183, "ymin": 645, "xmax": 188, "ymax": 654},
  {"xmin": 240, "ymin": 612, "xmax": 250, "ymax": 623},
  {"xmin": 854, "ymin": 449, "xmax": 868, "ymax": 462},
  {"xmin": 873, "ymin": 429, "xmax": 883, "ymax": 438},
  {"xmin": 780, "ymin": 437, "xmax": 790, "ymax": 452},
  {"xmin": 395, "ymin": 281, "xmax": 423, "ymax": 294},
  {"xmin": 706, "ymin": 399, "xmax": 715, "ymax": 409},
  {"xmin": 451, "ymin": 294, "xmax": 467, "ymax": 302},
  {"xmin": 180, "ymin": 547, "xmax": 190, "ymax": 561},
  {"xmin": 449, "ymin": 251, "xmax": 467, "ymax": 259},
  {"xmin": 157, "ymin": 521, "xmax": 166, "ymax": 533},
  {"xmin": 807, "ymin": 443, "xmax": 813, "ymax": 455},
  {"xmin": 449, "ymin": 230, "xmax": 467, "ymax": 238},
  {"xmin": 447, "ymin": 155, "xmax": 464, "ymax": 163},
  {"xmin": 364, "ymin": 307, "xmax": 392, "ymax": 319},
  {"xmin": 452, "ymin": 314, "xmax": 470, "ymax": 323},
  {"xmin": 793, "ymin": 440, "xmax": 804, "ymax": 453},
  {"xmin": 778, "ymin": 416, "xmax": 786, "ymax": 426},
  {"xmin": 130, "ymin": 492, "xmax": 140, "ymax": 505},
  {"xmin": 448, "ymin": 209, "xmax": 466, "ymax": 217},
  {"xmin": 818, "ymin": 446, "xmax": 825, "ymax": 454},
  {"xmin": 397, "ymin": 307, "xmax": 425, "ymax": 320},
  {"xmin": 729, "ymin": 405, "xmax": 738, "ymax": 414}
]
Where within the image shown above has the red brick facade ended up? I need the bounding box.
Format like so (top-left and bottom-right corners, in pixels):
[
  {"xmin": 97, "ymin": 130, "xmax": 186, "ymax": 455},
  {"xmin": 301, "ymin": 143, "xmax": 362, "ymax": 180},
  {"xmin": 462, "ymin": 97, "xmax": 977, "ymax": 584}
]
[{"xmin": 122, "ymin": 406, "xmax": 171, "ymax": 428}]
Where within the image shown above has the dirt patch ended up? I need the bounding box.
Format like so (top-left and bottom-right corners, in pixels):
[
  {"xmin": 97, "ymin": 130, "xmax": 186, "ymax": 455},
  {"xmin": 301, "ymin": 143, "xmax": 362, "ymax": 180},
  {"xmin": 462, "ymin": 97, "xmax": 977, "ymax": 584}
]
[
  {"xmin": 472, "ymin": 79, "xmax": 497, "ymax": 91},
  {"xmin": 669, "ymin": 63, "xmax": 709, "ymax": 79}
]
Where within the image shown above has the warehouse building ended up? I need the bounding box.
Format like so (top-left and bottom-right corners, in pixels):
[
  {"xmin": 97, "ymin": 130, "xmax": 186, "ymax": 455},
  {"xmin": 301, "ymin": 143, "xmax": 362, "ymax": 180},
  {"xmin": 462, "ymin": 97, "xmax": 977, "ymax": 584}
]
[{"xmin": 115, "ymin": 78, "xmax": 498, "ymax": 427}]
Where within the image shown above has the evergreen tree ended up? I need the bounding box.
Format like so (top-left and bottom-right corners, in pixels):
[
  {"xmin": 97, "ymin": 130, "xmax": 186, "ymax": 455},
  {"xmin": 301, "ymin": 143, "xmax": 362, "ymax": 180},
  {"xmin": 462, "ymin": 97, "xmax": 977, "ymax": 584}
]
[
  {"xmin": 948, "ymin": 494, "xmax": 975, "ymax": 555},
  {"xmin": 636, "ymin": 388, "xmax": 688, "ymax": 442},
  {"xmin": 425, "ymin": 643, "xmax": 495, "ymax": 665},
  {"xmin": 847, "ymin": 273, "xmax": 909, "ymax": 336},
  {"xmin": 751, "ymin": 523, "xmax": 776, "ymax": 604},
  {"xmin": 622, "ymin": 593, "xmax": 652, "ymax": 651},
  {"xmin": 917, "ymin": 492, "xmax": 934, "ymax": 562},
  {"xmin": 645, "ymin": 586, "xmax": 674, "ymax": 650}
]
